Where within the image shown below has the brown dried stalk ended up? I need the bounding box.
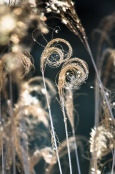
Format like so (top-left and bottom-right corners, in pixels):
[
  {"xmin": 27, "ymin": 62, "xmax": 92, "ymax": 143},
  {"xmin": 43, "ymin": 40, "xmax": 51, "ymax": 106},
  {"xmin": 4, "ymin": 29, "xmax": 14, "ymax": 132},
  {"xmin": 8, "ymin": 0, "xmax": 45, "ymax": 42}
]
[
  {"xmin": 40, "ymin": 38, "xmax": 75, "ymax": 174},
  {"xmin": 46, "ymin": 0, "xmax": 86, "ymax": 45},
  {"xmin": 58, "ymin": 57, "xmax": 88, "ymax": 174},
  {"xmin": 45, "ymin": 0, "xmax": 114, "ymax": 123},
  {"xmin": 47, "ymin": 136, "xmax": 87, "ymax": 174}
]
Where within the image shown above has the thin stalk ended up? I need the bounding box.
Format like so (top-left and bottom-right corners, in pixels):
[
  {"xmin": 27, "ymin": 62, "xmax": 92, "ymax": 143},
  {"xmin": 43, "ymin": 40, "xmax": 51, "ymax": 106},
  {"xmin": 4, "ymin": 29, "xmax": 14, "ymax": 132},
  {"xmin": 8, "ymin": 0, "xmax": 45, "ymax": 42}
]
[
  {"xmin": 9, "ymin": 73, "xmax": 16, "ymax": 174},
  {"xmin": 85, "ymin": 41, "xmax": 110, "ymax": 174},
  {"xmin": 72, "ymin": 129, "xmax": 81, "ymax": 174},
  {"xmin": 20, "ymin": 119, "xmax": 30, "ymax": 174},
  {"xmin": 0, "ymin": 91, "xmax": 5, "ymax": 174},
  {"xmin": 42, "ymin": 70, "xmax": 63, "ymax": 174},
  {"xmin": 61, "ymin": 96, "xmax": 73, "ymax": 174},
  {"xmin": 67, "ymin": 90, "xmax": 81, "ymax": 174},
  {"xmin": 1, "ymin": 134, "xmax": 4, "ymax": 174},
  {"xmin": 94, "ymin": 79, "xmax": 100, "ymax": 127},
  {"xmin": 85, "ymin": 41, "xmax": 114, "ymax": 122},
  {"xmin": 94, "ymin": 49, "xmax": 101, "ymax": 128},
  {"xmin": 111, "ymin": 149, "xmax": 115, "ymax": 174}
]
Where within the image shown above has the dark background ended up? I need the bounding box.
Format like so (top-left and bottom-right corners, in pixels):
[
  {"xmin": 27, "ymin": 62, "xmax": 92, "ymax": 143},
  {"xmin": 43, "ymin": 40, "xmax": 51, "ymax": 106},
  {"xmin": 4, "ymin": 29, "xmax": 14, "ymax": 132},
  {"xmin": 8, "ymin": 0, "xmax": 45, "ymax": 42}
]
[{"xmin": 31, "ymin": 0, "xmax": 115, "ymax": 173}]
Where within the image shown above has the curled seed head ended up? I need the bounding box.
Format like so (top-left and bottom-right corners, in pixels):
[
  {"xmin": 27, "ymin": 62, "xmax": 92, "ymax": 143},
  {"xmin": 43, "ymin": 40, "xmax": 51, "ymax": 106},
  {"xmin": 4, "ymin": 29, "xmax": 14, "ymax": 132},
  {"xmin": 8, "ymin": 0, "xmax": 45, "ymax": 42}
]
[
  {"xmin": 58, "ymin": 58, "xmax": 89, "ymax": 96},
  {"xmin": 41, "ymin": 38, "xmax": 72, "ymax": 71}
]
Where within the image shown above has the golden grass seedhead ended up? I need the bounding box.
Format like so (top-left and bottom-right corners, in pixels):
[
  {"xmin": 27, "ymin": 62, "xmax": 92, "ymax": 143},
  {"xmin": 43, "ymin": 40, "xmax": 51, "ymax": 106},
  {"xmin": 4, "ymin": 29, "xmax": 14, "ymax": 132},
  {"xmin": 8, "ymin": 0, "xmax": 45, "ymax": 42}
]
[
  {"xmin": 46, "ymin": 0, "xmax": 87, "ymax": 44},
  {"xmin": 20, "ymin": 50, "xmax": 34, "ymax": 78},
  {"xmin": 41, "ymin": 38, "xmax": 72, "ymax": 71},
  {"xmin": 58, "ymin": 58, "xmax": 89, "ymax": 96},
  {"xmin": 90, "ymin": 125, "xmax": 115, "ymax": 159},
  {"xmin": 0, "ymin": 49, "xmax": 34, "ymax": 92}
]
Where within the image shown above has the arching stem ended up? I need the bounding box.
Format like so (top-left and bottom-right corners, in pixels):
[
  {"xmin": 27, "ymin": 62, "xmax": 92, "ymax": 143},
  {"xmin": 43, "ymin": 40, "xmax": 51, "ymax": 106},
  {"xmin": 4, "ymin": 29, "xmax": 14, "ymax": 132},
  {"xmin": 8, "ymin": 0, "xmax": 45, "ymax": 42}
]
[
  {"xmin": 42, "ymin": 70, "xmax": 63, "ymax": 174},
  {"xmin": 61, "ymin": 96, "xmax": 73, "ymax": 174},
  {"xmin": 72, "ymin": 128, "xmax": 81, "ymax": 174}
]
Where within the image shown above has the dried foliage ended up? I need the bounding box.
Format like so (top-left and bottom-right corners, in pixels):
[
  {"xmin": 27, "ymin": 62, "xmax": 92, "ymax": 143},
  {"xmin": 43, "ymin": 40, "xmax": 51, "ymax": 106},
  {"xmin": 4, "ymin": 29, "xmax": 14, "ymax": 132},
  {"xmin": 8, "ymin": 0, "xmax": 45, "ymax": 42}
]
[
  {"xmin": 0, "ymin": 50, "xmax": 34, "ymax": 90},
  {"xmin": 0, "ymin": 1, "xmax": 115, "ymax": 174},
  {"xmin": 45, "ymin": 0, "xmax": 87, "ymax": 45},
  {"xmin": 58, "ymin": 58, "xmax": 89, "ymax": 97},
  {"xmin": 41, "ymin": 38, "xmax": 72, "ymax": 70},
  {"xmin": 89, "ymin": 12, "xmax": 115, "ymax": 174}
]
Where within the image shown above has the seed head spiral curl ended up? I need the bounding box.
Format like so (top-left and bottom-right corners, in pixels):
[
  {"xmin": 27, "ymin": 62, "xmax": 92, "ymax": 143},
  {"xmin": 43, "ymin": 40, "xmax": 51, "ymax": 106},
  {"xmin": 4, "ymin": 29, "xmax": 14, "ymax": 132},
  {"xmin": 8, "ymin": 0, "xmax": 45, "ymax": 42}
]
[
  {"xmin": 41, "ymin": 38, "xmax": 72, "ymax": 71},
  {"xmin": 58, "ymin": 58, "xmax": 89, "ymax": 96}
]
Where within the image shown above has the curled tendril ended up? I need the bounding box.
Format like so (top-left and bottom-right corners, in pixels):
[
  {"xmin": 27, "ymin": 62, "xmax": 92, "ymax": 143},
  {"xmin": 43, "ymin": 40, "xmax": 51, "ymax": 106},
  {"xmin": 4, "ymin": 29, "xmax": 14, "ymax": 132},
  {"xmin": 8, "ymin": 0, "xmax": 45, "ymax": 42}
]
[
  {"xmin": 41, "ymin": 38, "xmax": 72, "ymax": 71},
  {"xmin": 58, "ymin": 58, "xmax": 89, "ymax": 96}
]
